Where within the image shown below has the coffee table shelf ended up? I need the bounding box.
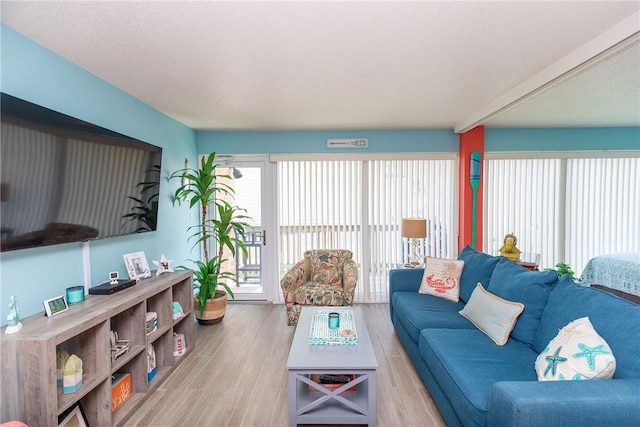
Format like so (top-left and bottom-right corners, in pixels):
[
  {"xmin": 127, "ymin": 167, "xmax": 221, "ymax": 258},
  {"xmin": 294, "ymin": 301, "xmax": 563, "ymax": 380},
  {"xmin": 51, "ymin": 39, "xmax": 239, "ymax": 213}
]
[{"xmin": 286, "ymin": 306, "xmax": 378, "ymax": 426}]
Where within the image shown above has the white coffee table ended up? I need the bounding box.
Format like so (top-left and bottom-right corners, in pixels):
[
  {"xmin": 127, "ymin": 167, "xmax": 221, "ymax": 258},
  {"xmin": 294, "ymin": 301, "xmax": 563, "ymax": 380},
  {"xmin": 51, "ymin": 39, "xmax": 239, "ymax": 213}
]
[{"xmin": 286, "ymin": 306, "xmax": 378, "ymax": 426}]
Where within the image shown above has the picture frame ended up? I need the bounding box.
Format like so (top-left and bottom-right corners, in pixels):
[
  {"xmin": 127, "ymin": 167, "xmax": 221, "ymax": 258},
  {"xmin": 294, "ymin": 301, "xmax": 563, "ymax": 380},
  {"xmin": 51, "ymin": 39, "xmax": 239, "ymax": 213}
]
[
  {"xmin": 43, "ymin": 294, "xmax": 69, "ymax": 317},
  {"xmin": 58, "ymin": 402, "xmax": 89, "ymax": 427},
  {"xmin": 123, "ymin": 251, "xmax": 151, "ymax": 280}
]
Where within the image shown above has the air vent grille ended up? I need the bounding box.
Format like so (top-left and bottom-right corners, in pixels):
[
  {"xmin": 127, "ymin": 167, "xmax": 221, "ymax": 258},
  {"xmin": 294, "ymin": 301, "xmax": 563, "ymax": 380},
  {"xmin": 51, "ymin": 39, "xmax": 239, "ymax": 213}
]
[{"xmin": 327, "ymin": 139, "xmax": 368, "ymax": 148}]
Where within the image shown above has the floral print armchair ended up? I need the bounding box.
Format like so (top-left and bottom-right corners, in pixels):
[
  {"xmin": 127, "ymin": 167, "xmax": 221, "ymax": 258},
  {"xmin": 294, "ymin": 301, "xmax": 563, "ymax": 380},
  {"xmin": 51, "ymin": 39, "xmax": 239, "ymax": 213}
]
[{"xmin": 280, "ymin": 249, "xmax": 358, "ymax": 326}]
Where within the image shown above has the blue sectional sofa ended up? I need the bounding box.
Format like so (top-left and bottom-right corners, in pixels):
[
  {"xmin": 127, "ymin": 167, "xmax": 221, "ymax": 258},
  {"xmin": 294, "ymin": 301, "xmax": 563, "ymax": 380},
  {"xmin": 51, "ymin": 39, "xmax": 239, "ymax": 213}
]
[{"xmin": 389, "ymin": 246, "xmax": 640, "ymax": 427}]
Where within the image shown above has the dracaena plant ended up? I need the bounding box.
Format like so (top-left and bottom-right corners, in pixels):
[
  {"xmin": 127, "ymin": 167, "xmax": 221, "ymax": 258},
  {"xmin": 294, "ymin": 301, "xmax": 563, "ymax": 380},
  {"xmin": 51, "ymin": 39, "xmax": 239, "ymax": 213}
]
[{"xmin": 170, "ymin": 152, "xmax": 251, "ymax": 315}]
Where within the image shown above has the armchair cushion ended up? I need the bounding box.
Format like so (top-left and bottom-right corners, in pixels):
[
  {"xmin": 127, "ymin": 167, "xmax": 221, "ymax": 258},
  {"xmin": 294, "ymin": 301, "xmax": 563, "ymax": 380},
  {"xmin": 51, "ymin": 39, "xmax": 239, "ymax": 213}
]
[{"xmin": 293, "ymin": 284, "xmax": 346, "ymax": 306}]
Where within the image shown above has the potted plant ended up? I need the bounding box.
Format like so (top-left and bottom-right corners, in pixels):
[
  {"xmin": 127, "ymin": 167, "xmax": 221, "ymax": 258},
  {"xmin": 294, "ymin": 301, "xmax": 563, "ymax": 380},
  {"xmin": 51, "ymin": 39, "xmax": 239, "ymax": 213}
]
[
  {"xmin": 555, "ymin": 262, "xmax": 576, "ymax": 280},
  {"xmin": 170, "ymin": 153, "xmax": 251, "ymax": 324}
]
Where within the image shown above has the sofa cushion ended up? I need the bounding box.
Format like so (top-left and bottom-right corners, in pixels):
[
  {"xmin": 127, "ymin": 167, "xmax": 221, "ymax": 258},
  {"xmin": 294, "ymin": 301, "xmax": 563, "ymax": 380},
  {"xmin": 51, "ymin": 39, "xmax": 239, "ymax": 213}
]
[
  {"xmin": 533, "ymin": 276, "xmax": 640, "ymax": 379},
  {"xmin": 459, "ymin": 283, "xmax": 524, "ymax": 346},
  {"xmin": 457, "ymin": 246, "xmax": 502, "ymax": 303},
  {"xmin": 419, "ymin": 328, "xmax": 538, "ymax": 427},
  {"xmin": 391, "ymin": 291, "xmax": 472, "ymax": 344},
  {"xmin": 488, "ymin": 258, "xmax": 558, "ymax": 346},
  {"xmin": 535, "ymin": 317, "xmax": 616, "ymax": 381},
  {"xmin": 419, "ymin": 257, "xmax": 465, "ymax": 302}
]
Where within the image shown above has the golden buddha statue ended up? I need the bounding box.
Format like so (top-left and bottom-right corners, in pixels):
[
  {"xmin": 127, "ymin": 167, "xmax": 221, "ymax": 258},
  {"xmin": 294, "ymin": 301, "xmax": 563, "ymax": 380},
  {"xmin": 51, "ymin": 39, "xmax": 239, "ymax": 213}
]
[{"xmin": 499, "ymin": 233, "xmax": 521, "ymax": 261}]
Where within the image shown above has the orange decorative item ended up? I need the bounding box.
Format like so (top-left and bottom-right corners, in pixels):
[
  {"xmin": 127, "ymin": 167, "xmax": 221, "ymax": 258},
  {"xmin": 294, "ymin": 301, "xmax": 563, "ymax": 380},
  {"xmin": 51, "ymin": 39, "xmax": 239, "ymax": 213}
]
[{"xmin": 111, "ymin": 373, "xmax": 131, "ymax": 412}]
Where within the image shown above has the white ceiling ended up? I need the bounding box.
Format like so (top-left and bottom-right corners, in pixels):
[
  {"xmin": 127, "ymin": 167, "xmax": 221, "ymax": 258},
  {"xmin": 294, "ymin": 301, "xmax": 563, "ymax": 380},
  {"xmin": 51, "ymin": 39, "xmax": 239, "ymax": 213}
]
[{"xmin": 1, "ymin": 1, "xmax": 639, "ymax": 132}]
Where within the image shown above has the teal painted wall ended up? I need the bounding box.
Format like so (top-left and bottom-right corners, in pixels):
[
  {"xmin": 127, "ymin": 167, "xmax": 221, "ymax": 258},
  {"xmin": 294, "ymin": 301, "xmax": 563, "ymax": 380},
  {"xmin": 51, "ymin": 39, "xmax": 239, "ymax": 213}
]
[
  {"xmin": 199, "ymin": 127, "xmax": 639, "ymax": 156},
  {"xmin": 485, "ymin": 127, "xmax": 640, "ymax": 151},
  {"xmin": 197, "ymin": 129, "xmax": 458, "ymax": 154},
  {"xmin": 0, "ymin": 25, "xmax": 198, "ymax": 320}
]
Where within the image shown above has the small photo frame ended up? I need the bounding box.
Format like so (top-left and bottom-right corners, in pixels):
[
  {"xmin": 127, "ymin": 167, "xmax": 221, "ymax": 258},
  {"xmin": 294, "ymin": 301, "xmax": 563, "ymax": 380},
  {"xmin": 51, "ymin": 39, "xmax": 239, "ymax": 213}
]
[
  {"xmin": 58, "ymin": 402, "xmax": 89, "ymax": 427},
  {"xmin": 109, "ymin": 271, "xmax": 119, "ymax": 284},
  {"xmin": 43, "ymin": 295, "xmax": 69, "ymax": 317},
  {"xmin": 123, "ymin": 251, "xmax": 151, "ymax": 280}
]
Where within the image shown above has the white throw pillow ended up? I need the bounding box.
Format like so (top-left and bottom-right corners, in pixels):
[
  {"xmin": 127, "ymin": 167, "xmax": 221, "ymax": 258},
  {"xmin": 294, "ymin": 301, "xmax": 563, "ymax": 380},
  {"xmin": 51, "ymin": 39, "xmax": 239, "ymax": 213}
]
[
  {"xmin": 419, "ymin": 257, "xmax": 465, "ymax": 302},
  {"xmin": 535, "ymin": 317, "xmax": 616, "ymax": 381},
  {"xmin": 458, "ymin": 283, "xmax": 524, "ymax": 346}
]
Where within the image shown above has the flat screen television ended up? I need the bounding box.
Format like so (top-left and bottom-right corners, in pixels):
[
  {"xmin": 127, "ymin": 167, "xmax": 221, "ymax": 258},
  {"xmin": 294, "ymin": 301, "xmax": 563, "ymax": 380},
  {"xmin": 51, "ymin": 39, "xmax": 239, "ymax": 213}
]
[{"xmin": 1, "ymin": 93, "xmax": 163, "ymax": 252}]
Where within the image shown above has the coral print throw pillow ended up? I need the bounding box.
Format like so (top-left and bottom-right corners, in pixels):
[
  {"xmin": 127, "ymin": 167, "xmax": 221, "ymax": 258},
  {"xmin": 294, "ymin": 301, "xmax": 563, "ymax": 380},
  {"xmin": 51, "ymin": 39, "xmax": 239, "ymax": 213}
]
[
  {"xmin": 419, "ymin": 257, "xmax": 465, "ymax": 302},
  {"xmin": 535, "ymin": 317, "xmax": 616, "ymax": 381}
]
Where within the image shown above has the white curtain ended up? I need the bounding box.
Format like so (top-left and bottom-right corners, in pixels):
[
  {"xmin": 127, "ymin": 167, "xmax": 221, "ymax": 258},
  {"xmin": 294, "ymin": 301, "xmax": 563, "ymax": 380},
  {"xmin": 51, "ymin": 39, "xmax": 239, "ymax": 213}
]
[{"xmin": 276, "ymin": 154, "xmax": 458, "ymax": 302}]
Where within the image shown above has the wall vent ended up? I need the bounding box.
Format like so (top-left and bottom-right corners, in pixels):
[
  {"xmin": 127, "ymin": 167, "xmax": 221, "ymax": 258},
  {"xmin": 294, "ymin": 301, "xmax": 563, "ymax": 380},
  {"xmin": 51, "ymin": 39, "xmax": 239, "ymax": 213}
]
[{"xmin": 327, "ymin": 138, "xmax": 368, "ymax": 148}]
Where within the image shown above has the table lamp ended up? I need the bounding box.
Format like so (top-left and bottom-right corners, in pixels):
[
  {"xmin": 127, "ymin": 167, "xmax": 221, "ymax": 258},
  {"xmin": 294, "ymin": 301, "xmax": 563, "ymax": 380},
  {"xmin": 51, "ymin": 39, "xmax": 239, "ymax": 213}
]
[{"xmin": 402, "ymin": 218, "xmax": 427, "ymax": 266}]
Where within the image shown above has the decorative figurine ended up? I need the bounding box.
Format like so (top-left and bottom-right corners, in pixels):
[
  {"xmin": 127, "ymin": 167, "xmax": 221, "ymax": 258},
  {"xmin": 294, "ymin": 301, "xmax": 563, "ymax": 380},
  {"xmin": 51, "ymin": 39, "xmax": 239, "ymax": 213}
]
[
  {"xmin": 172, "ymin": 301, "xmax": 184, "ymax": 320},
  {"xmin": 499, "ymin": 233, "xmax": 521, "ymax": 261},
  {"xmin": 110, "ymin": 330, "xmax": 130, "ymax": 361},
  {"xmin": 5, "ymin": 296, "xmax": 23, "ymax": 334},
  {"xmin": 153, "ymin": 254, "xmax": 174, "ymax": 276}
]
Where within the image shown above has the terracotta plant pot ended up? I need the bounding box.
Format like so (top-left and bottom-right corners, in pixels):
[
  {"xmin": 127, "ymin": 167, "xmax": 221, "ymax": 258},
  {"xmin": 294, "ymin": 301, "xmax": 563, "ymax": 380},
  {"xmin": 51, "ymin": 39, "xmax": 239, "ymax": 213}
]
[{"xmin": 194, "ymin": 290, "xmax": 227, "ymax": 325}]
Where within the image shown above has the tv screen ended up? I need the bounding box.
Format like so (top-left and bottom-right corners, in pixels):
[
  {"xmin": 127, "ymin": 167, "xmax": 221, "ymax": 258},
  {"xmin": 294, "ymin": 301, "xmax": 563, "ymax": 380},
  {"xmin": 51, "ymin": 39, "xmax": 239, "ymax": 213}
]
[{"xmin": 1, "ymin": 93, "xmax": 163, "ymax": 252}]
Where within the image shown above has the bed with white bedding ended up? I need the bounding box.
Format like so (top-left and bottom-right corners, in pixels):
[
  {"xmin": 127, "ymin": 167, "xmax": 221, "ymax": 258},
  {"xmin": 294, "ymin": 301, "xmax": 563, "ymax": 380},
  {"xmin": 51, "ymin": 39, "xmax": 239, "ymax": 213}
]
[{"xmin": 580, "ymin": 252, "xmax": 640, "ymax": 298}]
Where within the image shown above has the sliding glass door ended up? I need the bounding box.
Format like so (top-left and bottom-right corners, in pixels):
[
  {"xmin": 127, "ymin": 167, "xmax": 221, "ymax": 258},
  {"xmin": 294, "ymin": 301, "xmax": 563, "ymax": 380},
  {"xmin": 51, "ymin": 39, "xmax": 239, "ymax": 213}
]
[{"xmin": 275, "ymin": 154, "xmax": 458, "ymax": 303}]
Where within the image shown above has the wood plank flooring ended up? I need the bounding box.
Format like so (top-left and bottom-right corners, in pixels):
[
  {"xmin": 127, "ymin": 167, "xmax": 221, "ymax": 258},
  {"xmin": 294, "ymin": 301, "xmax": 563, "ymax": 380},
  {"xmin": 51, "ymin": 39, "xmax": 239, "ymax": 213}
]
[{"xmin": 122, "ymin": 303, "xmax": 446, "ymax": 427}]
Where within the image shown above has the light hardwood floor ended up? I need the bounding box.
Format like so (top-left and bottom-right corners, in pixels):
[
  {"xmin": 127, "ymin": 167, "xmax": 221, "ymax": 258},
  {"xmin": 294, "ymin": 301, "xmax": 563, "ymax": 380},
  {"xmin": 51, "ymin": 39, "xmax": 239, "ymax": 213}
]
[{"xmin": 123, "ymin": 303, "xmax": 446, "ymax": 427}]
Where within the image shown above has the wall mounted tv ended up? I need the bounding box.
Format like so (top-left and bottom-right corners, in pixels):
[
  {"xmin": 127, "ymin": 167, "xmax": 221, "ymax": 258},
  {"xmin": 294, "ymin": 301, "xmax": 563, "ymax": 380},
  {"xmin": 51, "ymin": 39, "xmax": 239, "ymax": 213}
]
[{"xmin": 0, "ymin": 93, "xmax": 163, "ymax": 252}]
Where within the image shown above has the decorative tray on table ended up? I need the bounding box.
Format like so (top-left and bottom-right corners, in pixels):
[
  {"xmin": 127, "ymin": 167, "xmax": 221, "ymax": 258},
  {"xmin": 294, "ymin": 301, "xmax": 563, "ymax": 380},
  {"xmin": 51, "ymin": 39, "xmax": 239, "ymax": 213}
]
[{"xmin": 309, "ymin": 309, "xmax": 358, "ymax": 345}]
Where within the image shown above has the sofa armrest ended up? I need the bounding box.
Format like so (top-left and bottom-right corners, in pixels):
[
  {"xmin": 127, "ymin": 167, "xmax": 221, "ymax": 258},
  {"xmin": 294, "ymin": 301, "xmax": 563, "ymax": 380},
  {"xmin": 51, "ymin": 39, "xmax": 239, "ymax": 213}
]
[
  {"xmin": 389, "ymin": 268, "xmax": 424, "ymax": 320},
  {"xmin": 389, "ymin": 268, "xmax": 424, "ymax": 293},
  {"xmin": 488, "ymin": 379, "xmax": 640, "ymax": 427}
]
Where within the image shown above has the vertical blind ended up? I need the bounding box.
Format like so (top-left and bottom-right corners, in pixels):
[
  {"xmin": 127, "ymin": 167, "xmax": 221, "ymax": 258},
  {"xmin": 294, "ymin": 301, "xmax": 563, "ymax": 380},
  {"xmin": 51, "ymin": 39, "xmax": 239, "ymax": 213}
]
[
  {"xmin": 276, "ymin": 155, "xmax": 457, "ymax": 302},
  {"xmin": 278, "ymin": 160, "xmax": 362, "ymax": 278},
  {"xmin": 483, "ymin": 158, "xmax": 563, "ymax": 269},
  {"xmin": 484, "ymin": 153, "xmax": 640, "ymax": 276},
  {"xmin": 566, "ymin": 157, "xmax": 640, "ymax": 275},
  {"xmin": 366, "ymin": 159, "xmax": 458, "ymax": 301}
]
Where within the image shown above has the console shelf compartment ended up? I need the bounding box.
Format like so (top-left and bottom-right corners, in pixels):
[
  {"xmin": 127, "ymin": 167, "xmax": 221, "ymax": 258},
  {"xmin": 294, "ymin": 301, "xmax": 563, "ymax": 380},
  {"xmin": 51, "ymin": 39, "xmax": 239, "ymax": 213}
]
[{"xmin": 1, "ymin": 270, "xmax": 194, "ymax": 426}]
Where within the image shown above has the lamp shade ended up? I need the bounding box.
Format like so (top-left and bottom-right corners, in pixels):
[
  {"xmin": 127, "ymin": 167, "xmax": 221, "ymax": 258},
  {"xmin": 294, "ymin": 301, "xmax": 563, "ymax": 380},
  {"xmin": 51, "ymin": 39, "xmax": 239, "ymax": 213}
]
[{"xmin": 401, "ymin": 218, "xmax": 427, "ymax": 238}]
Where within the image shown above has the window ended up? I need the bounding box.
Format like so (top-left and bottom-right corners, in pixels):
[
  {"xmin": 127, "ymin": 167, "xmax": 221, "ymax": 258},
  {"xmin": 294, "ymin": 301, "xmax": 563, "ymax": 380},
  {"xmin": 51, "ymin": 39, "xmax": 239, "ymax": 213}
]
[{"xmin": 484, "ymin": 152, "xmax": 640, "ymax": 276}]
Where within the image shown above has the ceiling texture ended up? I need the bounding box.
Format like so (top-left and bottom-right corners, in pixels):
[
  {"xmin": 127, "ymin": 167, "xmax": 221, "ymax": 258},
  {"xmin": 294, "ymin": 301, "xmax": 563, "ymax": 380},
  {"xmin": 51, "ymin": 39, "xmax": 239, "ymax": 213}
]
[{"xmin": 1, "ymin": 1, "xmax": 639, "ymax": 132}]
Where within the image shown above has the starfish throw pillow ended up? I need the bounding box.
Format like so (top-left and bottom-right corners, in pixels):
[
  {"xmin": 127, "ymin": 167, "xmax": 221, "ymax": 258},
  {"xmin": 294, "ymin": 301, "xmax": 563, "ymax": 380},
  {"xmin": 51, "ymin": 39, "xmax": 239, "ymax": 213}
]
[
  {"xmin": 535, "ymin": 317, "xmax": 616, "ymax": 381},
  {"xmin": 419, "ymin": 257, "xmax": 465, "ymax": 302}
]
